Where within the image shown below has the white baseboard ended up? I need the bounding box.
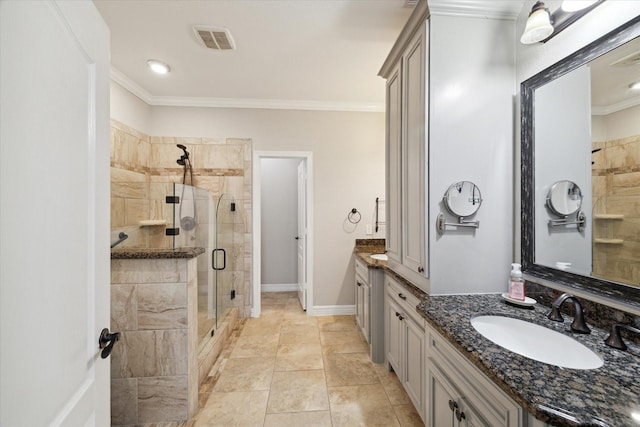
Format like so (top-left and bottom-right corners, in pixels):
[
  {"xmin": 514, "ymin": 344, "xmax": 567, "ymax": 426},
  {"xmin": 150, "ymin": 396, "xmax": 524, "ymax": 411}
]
[
  {"xmin": 261, "ymin": 284, "xmax": 298, "ymax": 292},
  {"xmin": 308, "ymin": 305, "xmax": 356, "ymax": 316}
]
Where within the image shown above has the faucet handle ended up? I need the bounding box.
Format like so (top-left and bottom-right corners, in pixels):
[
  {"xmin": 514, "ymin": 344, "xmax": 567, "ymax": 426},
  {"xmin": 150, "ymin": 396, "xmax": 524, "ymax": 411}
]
[
  {"xmin": 604, "ymin": 323, "xmax": 640, "ymax": 351},
  {"xmin": 548, "ymin": 306, "xmax": 564, "ymax": 322},
  {"xmin": 570, "ymin": 315, "xmax": 591, "ymax": 334}
]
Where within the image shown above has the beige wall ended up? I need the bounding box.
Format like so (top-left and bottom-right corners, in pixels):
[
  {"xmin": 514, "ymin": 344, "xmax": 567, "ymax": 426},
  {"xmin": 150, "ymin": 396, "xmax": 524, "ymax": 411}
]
[
  {"xmin": 111, "ymin": 82, "xmax": 386, "ymax": 308},
  {"xmin": 149, "ymin": 107, "xmax": 386, "ymax": 307}
]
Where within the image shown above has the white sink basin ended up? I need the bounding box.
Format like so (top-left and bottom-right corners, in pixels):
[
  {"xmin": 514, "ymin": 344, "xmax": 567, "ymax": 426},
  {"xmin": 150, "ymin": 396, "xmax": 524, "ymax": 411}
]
[
  {"xmin": 369, "ymin": 254, "xmax": 388, "ymax": 261},
  {"xmin": 470, "ymin": 315, "xmax": 603, "ymax": 370}
]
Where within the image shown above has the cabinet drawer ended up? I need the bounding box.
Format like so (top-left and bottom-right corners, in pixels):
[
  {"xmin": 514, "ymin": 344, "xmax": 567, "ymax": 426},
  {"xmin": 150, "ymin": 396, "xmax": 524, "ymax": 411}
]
[
  {"xmin": 355, "ymin": 258, "xmax": 369, "ymax": 283},
  {"xmin": 426, "ymin": 323, "xmax": 523, "ymax": 427},
  {"xmin": 386, "ymin": 274, "xmax": 420, "ymax": 309}
]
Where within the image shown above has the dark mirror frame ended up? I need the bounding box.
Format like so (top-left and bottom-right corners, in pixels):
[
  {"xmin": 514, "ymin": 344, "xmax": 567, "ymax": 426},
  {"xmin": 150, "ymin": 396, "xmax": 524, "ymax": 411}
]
[{"xmin": 521, "ymin": 15, "xmax": 640, "ymax": 310}]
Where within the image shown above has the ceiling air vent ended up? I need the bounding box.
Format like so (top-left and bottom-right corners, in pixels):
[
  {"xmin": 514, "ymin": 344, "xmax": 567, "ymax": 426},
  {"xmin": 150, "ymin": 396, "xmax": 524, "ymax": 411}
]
[{"xmin": 193, "ymin": 25, "xmax": 236, "ymax": 50}]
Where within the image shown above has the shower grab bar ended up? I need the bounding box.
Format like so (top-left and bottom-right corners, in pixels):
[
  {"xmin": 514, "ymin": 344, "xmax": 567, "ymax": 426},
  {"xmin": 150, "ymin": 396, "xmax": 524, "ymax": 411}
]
[
  {"xmin": 110, "ymin": 232, "xmax": 128, "ymax": 248},
  {"xmin": 212, "ymin": 248, "xmax": 226, "ymax": 271}
]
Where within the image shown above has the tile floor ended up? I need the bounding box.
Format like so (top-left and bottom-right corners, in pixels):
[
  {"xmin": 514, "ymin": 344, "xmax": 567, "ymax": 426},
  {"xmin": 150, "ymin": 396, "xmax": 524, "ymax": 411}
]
[{"xmin": 152, "ymin": 291, "xmax": 424, "ymax": 427}]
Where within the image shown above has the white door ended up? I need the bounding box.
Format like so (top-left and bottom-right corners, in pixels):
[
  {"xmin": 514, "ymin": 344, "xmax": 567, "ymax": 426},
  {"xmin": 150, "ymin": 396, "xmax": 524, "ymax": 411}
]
[
  {"xmin": 0, "ymin": 1, "xmax": 111, "ymax": 426},
  {"xmin": 297, "ymin": 160, "xmax": 307, "ymax": 310}
]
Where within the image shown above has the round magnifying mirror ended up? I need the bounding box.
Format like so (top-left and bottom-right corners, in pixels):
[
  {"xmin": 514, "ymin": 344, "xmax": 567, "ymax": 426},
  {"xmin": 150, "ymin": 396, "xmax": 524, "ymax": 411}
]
[
  {"xmin": 546, "ymin": 180, "xmax": 582, "ymax": 217},
  {"xmin": 443, "ymin": 181, "xmax": 482, "ymax": 217}
]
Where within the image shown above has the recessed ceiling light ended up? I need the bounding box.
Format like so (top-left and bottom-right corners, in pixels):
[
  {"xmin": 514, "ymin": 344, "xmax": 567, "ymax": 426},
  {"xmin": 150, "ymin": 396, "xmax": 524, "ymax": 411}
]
[
  {"xmin": 147, "ymin": 59, "xmax": 170, "ymax": 75},
  {"xmin": 629, "ymin": 81, "xmax": 640, "ymax": 90},
  {"xmin": 561, "ymin": 0, "xmax": 598, "ymax": 12}
]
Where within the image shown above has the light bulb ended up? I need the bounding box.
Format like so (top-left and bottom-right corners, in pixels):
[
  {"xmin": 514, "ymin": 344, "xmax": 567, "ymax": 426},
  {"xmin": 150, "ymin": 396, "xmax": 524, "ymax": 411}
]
[
  {"xmin": 520, "ymin": 2, "xmax": 554, "ymax": 45},
  {"xmin": 147, "ymin": 59, "xmax": 170, "ymax": 75}
]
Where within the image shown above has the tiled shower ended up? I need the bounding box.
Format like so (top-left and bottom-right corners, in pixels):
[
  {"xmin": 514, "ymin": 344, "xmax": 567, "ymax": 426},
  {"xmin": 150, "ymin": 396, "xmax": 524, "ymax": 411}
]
[{"xmin": 109, "ymin": 119, "xmax": 252, "ymax": 424}]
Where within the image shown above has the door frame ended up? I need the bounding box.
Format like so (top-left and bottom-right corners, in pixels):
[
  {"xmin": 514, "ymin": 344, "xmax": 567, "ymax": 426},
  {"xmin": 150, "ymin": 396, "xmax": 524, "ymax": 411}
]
[{"xmin": 252, "ymin": 151, "xmax": 313, "ymax": 317}]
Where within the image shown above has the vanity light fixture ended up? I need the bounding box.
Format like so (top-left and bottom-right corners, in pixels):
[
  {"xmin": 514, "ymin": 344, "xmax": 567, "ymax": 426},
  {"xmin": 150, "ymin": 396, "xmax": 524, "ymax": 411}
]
[
  {"xmin": 561, "ymin": 0, "xmax": 598, "ymax": 12},
  {"xmin": 520, "ymin": 0, "xmax": 605, "ymax": 45},
  {"xmin": 520, "ymin": 2, "xmax": 553, "ymax": 45},
  {"xmin": 629, "ymin": 81, "xmax": 640, "ymax": 90},
  {"xmin": 147, "ymin": 59, "xmax": 171, "ymax": 75}
]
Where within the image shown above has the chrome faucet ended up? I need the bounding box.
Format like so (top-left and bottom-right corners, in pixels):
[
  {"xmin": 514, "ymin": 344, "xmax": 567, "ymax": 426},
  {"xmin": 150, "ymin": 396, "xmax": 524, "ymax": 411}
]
[
  {"xmin": 604, "ymin": 323, "xmax": 640, "ymax": 350},
  {"xmin": 547, "ymin": 293, "xmax": 591, "ymax": 334}
]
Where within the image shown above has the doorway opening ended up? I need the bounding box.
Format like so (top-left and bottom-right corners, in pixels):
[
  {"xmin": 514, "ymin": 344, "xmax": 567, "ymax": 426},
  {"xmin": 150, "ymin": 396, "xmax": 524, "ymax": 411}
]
[{"xmin": 252, "ymin": 151, "xmax": 313, "ymax": 317}]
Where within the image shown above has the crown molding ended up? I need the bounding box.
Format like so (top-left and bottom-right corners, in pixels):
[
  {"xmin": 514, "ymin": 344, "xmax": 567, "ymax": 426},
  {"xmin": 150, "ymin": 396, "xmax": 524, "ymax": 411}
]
[
  {"xmin": 110, "ymin": 67, "xmax": 383, "ymax": 113},
  {"xmin": 592, "ymin": 96, "xmax": 640, "ymax": 116},
  {"xmin": 427, "ymin": 0, "xmax": 522, "ymax": 20}
]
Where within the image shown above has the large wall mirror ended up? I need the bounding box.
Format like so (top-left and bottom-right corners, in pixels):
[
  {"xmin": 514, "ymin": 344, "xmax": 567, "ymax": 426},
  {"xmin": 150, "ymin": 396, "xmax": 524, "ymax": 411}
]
[{"xmin": 522, "ymin": 15, "xmax": 640, "ymax": 308}]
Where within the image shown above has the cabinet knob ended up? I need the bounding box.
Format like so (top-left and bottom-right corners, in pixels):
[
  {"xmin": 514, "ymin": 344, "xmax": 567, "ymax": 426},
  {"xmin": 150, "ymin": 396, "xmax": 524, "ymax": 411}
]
[
  {"xmin": 455, "ymin": 410, "xmax": 466, "ymax": 422},
  {"xmin": 399, "ymin": 315, "xmax": 404, "ymax": 320},
  {"xmin": 448, "ymin": 400, "xmax": 458, "ymax": 411},
  {"xmin": 395, "ymin": 312, "xmax": 400, "ymax": 317},
  {"xmin": 418, "ymin": 266, "xmax": 424, "ymax": 273}
]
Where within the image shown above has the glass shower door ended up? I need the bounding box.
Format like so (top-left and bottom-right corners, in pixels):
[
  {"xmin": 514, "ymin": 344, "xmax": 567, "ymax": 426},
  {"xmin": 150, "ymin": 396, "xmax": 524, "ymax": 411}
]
[
  {"xmin": 172, "ymin": 183, "xmax": 216, "ymax": 349},
  {"xmin": 214, "ymin": 194, "xmax": 236, "ymax": 323}
]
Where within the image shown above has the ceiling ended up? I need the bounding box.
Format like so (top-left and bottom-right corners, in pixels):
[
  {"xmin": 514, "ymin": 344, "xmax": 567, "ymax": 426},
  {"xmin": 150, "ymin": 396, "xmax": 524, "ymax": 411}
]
[
  {"xmin": 93, "ymin": 0, "xmax": 417, "ymax": 112},
  {"xmin": 93, "ymin": 1, "xmax": 638, "ymax": 114},
  {"xmin": 590, "ymin": 36, "xmax": 640, "ymax": 115}
]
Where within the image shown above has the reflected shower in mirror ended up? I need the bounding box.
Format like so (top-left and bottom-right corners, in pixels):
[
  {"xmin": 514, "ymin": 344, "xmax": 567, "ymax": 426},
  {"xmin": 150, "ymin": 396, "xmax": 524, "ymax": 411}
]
[{"xmin": 522, "ymin": 15, "xmax": 640, "ymax": 304}]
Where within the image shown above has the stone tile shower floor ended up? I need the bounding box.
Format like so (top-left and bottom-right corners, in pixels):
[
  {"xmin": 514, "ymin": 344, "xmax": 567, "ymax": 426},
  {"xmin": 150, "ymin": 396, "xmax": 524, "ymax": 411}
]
[{"xmin": 139, "ymin": 291, "xmax": 423, "ymax": 427}]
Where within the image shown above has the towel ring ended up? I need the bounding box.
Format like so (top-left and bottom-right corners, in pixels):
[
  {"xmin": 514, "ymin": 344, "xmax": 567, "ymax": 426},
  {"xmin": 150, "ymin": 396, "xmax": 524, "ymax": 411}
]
[{"xmin": 347, "ymin": 208, "xmax": 361, "ymax": 224}]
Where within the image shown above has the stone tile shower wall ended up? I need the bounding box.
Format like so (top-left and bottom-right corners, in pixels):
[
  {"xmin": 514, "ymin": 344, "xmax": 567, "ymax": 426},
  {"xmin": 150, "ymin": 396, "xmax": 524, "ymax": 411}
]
[
  {"xmin": 110, "ymin": 119, "xmax": 253, "ymax": 317},
  {"xmin": 592, "ymin": 134, "xmax": 640, "ymax": 286}
]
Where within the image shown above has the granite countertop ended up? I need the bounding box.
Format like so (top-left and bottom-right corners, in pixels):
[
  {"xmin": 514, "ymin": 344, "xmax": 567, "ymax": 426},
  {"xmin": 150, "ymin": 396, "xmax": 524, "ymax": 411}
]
[
  {"xmin": 354, "ymin": 252, "xmax": 387, "ymax": 269},
  {"xmin": 111, "ymin": 247, "xmax": 205, "ymax": 259},
  {"xmin": 417, "ymin": 294, "xmax": 640, "ymax": 427}
]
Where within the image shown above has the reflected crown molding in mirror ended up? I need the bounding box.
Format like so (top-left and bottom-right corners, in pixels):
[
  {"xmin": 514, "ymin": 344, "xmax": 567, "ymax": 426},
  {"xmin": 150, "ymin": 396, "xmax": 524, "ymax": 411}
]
[{"xmin": 521, "ymin": 15, "xmax": 640, "ymax": 311}]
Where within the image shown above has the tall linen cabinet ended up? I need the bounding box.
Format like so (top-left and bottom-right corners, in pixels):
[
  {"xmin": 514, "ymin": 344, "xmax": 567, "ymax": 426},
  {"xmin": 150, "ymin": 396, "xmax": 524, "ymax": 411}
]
[{"xmin": 379, "ymin": 0, "xmax": 516, "ymax": 295}]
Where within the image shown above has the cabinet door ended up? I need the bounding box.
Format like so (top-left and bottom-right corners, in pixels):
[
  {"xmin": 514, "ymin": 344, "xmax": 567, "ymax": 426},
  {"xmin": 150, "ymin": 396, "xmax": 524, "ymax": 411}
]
[
  {"xmin": 403, "ymin": 315, "xmax": 425, "ymax": 418},
  {"xmin": 363, "ymin": 283, "xmax": 371, "ymax": 343},
  {"xmin": 386, "ymin": 63, "xmax": 402, "ymax": 262},
  {"xmin": 458, "ymin": 399, "xmax": 492, "ymax": 427},
  {"xmin": 427, "ymin": 362, "xmax": 456, "ymax": 427},
  {"xmin": 385, "ymin": 295, "xmax": 403, "ymax": 371},
  {"xmin": 401, "ymin": 26, "xmax": 427, "ymax": 276},
  {"xmin": 356, "ymin": 280, "xmax": 364, "ymax": 332}
]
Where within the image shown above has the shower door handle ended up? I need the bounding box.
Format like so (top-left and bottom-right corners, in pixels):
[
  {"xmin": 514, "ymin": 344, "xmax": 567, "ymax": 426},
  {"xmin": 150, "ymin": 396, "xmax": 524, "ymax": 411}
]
[{"xmin": 212, "ymin": 248, "xmax": 226, "ymax": 270}]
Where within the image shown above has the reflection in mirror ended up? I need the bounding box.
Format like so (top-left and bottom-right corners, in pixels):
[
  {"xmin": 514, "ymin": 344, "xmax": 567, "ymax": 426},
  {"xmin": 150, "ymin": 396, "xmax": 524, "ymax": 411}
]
[
  {"xmin": 443, "ymin": 181, "xmax": 482, "ymax": 217},
  {"xmin": 522, "ymin": 16, "xmax": 640, "ymax": 305},
  {"xmin": 546, "ymin": 180, "xmax": 583, "ymax": 216}
]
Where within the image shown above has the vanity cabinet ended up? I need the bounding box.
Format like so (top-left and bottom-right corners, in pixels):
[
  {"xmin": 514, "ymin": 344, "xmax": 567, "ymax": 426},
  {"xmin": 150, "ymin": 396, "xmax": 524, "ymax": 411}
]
[
  {"xmin": 425, "ymin": 322, "xmax": 523, "ymax": 427},
  {"xmin": 355, "ymin": 258, "xmax": 385, "ymax": 363},
  {"xmin": 382, "ymin": 19, "xmax": 429, "ymax": 291},
  {"xmin": 384, "ymin": 273, "xmax": 426, "ymax": 421}
]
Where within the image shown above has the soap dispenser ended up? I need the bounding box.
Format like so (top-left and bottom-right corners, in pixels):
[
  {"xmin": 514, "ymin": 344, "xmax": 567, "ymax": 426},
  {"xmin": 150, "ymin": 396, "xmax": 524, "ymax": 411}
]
[{"xmin": 508, "ymin": 263, "xmax": 525, "ymax": 301}]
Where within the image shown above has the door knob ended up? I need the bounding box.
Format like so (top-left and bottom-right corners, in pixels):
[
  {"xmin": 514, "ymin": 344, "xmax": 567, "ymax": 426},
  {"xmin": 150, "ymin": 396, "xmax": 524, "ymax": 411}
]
[{"xmin": 98, "ymin": 328, "xmax": 120, "ymax": 359}]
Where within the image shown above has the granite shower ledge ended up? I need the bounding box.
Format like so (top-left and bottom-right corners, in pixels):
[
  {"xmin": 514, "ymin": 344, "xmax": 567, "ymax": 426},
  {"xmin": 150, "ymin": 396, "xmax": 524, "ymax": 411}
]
[
  {"xmin": 111, "ymin": 247, "xmax": 205, "ymax": 259},
  {"xmin": 417, "ymin": 294, "xmax": 640, "ymax": 427}
]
